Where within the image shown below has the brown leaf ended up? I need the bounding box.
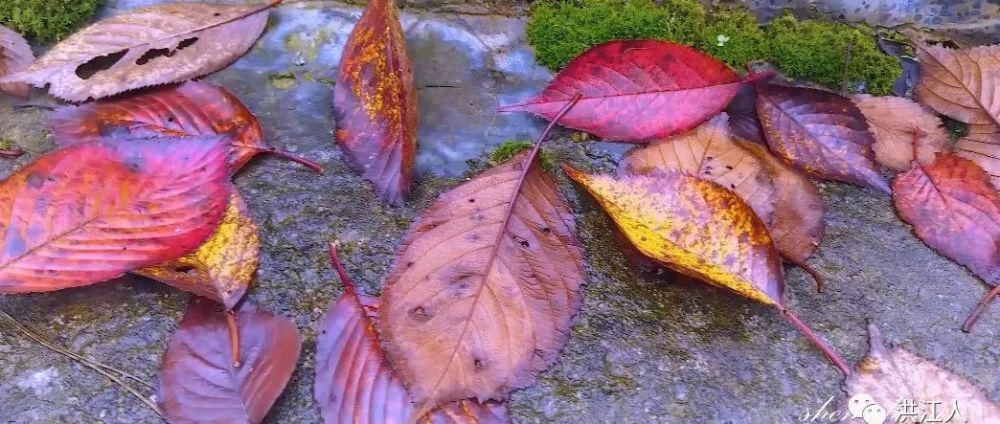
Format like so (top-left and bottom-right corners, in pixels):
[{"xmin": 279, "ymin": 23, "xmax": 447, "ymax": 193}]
[
  {"xmin": 624, "ymin": 113, "xmax": 778, "ymax": 226},
  {"xmin": 0, "ymin": 1, "xmax": 279, "ymax": 102},
  {"xmin": 159, "ymin": 298, "xmax": 300, "ymax": 424},
  {"xmin": 135, "ymin": 192, "xmax": 259, "ymax": 310},
  {"xmin": 334, "ymin": 0, "xmax": 416, "ymax": 205},
  {"xmin": 756, "ymin": 82, "xmax": 889, "ymax": 193},
  {"xmin": 0, "ymin": 24, "xmax": 32, "ymax": 98},
  {"xmin": 853, "ymin": 95, "xmax": 949, "ymax": 172},
  {"xmin": 315, "ymin": 246, "xmax": 510, "ymax": 423},
  {"xmin": 842, "ymin": 324, "xmax": 1000, "ymax": 423},
  {"xmin": 953, "ymin": 123, "xmax": 1000, "ymax": 189},
  {"xmin": 914, "ymin": 44, "xmax": 1000, "ymax": 129},
  {"xmin": 725, "ymin": 83, "xmax": 766, "ymax": 145}
]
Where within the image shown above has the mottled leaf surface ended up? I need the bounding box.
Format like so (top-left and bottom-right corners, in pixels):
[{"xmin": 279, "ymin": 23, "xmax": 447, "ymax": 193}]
[
  {"xmin": 0, "ymin": 24, "xmax": 32, "ymax": 98},
  {"xmin": 854, "ymin": 95, "xmax": 949, "ymax": 172},
  {"xmin": 0, "ymin": 2, "xmax": 277, "ymax": 101},
  {"xmin": 159, "ymin": 299, "xmax": 300, "ymax": 424},
  {"xmin": 914, "ymin": 44, "xmax": 1000, "ymax": 129},
  {"xmin": 379, "ymin": 152, "xmax": 584, "ymax": 409},
  {"xmin": 136, "ymin": 193, "xmax": 258, "ymax": 310},
  {"xmin": 50, "ymin": 81, "xmax": 265, "ymax": 172},
  {"xmin": 499, "ymin": 40, "xmax": 743, "ymax": 141},
  {"xmin": 756, "ymin": 83, "xmax": 889, "ymax": 193},
  {"xmin": 0, "ymin": 137, "xmax": 230, "ymax": 293},
  {"xmin": 333, "ymin": 0, "xmax": 416, "ymax": 205}
]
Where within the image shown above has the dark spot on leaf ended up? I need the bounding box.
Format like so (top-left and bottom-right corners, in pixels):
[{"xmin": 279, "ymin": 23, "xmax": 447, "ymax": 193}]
[
  {"xmin": 25, "ymin": 172, "xmax": 44, "ymax": 189},
  {"xmin": 75, "ymin": 49, "xmax": 128, "ymax": 79},
  {"xmin": 177, "ymin": 37, "xmax": 198, "ymax": 50},
  {"xmin": 136, "ymin": 48, "xmax": 173, "ymax": 65},
  {"xmin": 409, "ymin": 306, "xmax": 432, "ymax": 322},
  {"xmin": 175, "ymin": 265, "xmax": 196, "ymax": 273},
  {"xmin": 468, "ymin": 198, "xmax": 475, "ymax": 203},
  {"xmin": 541, "ymin": 227, "xmax": 551, "ymax": 234},
  {"xmin": 473, "ymin": 357, "xmax": 486, "ymax": 371},
  {"xmin": 725, "ymin": 165, "xmax": 734, "ymax": 170}
]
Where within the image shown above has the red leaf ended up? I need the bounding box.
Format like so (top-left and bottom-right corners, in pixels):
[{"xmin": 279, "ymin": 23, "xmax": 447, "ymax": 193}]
[
  {"xmin": 159, "ymin": 298, "xmax": 300, "ymax": 424},
  {"xmin": 334, "ymin": 0, "xmax": 417, "ymax": 205},
  {"xmin": 0, "ymin": 137, "xmax": 230, "ymax": 293},
  {"xmin": 756, "ymin": 82, "xmax": 889, "ymax": 193},
  {"xmin": 499, "ymin": 40, "xmax": 745, "ymax": 142},
  {"xmin": 315, "ymin": 246, "xmax": 509, "ymax": 423}
]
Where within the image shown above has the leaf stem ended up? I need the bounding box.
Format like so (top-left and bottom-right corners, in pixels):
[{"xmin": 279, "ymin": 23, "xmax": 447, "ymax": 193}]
[
  {"xmin": 327, "ymin": 242, "xmax": 358, "ymax": 295},
  {"xmin": 0, "ymin": 149, "xmax": 25, "ymax": 158},
  {"xmin": 779, "ymin": 307, "xmax": 851, "ymax": 376},
  {"xmin": 961, "ymin": 283, "xmax": 1000, "ymax": 332},
  {"xmin": 263, "ymin": 147, "xmax": 324, "ymax": 174},
  {"xmin": 789, "ymin": 259, "xmax": 825, "ymax": 293},
  {"xmin": 525, "ymin": 92, "xmax": 583, "ymax": 166},
  {"xmin": 225, "ymin": 310, "xmax": 242, "ymax": 368}
]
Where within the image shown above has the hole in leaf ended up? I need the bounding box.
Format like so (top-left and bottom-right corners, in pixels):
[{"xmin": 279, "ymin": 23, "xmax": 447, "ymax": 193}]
[
  {"xmin": 174, "ymin": 265, "xmax": 196, "ymax": 273},
  {"xmin": 177, "ymin": 37, "xmax": 198, "ymax": 50},
  {"xmin": 136, "ymin": 48, "xmax": 173, "ymax": 65},
  {"xmin": 75, "ymin": 49, "xmax": 128, "ymax": 79}
]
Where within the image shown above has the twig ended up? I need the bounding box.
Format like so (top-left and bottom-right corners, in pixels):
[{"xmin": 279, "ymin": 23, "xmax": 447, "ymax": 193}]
[
  {"xmin": 225, "ymin": 310, "xmax": 242, "ymax": 368},
  {"xmin": 780, "ymin": 307, "xmax": 852, "ymax": 376},
  {"xmin": 961, "ymin": 284, "xmax": 1000, "ymax": 332}
]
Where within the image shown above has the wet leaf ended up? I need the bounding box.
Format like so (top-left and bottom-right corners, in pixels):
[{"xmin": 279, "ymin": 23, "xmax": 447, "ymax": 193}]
[
  {"xmin": 953, "ymin": 123, "xmax": 1000, "ymax": 189},
  {"xmin": 564, "ymin": 165, "xmax": 851, "ymax": 375},
  {"xmin": 0, "ymin": 136, "xmax": 230, "ymax": 293},
  {"xmin": 0, "ymin": 24, "xmax": 32, "ymax": 98},
  {"xmin": 499, "ymin": 40, "xmax": 752, "ymax": 141},
  {"xmin": 334, "ymin": 0, "xmax": 416, "ymax": 205},
  {"xmin": 624, "ymin": 114, "xmax": 778, "ymax": 225},
  {"xmin": 892, "ymin": 152, "xmax": 1000, "ymax": 331},
  {"xmin": 315, "ymin": 246, "xmax": 510, "ymax": 423},
  {"xmin": 725, "ymin": 83, "xmax": 766, "ymax": 145},
  {"xmin": 842, "ymin": 324, "xmax": 1000, "ymax": 423},
  {"xmin": 135, "ymin": 193, "xmax": 258, "ymax": 310},
  {"xmin": 914, "ymin": 44, "xmax": 1000, "ymax": 129},
  {"xmin": 159, "ymin": 298, "xmax": 300, "ymax": 424},
  {"xmin": 0, "ymin": 1, "xmax": 279, "ymax": 102},
  {"xmin": 756, "ymin": 82, "xmax": 889, "ymax": 193},
  {"xmin": 853, "ymin": 95, "xmax": 948, "ymax": 172}
]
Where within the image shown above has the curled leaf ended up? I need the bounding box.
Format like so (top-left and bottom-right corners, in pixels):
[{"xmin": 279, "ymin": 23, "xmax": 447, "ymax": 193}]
[
  {"xmin": 0, "ymin": 1, "xmax": 279, "ymax": 101},
  {"xmin": 0, "ymin": 137, "xmax": 230, "ymax": 293},
  {"xmin": 334, "ymin": 0, "xmax": 416, "ymax": 205},
  {"xmin": 315, "ymin": 246, "xmax": 510, "ymax": 423},
  {"xmin": 756, "ymin": 83, "xmax": 889, "ymax": 193},
  {"xmin": 500, "ymin": 40, "xmax": 749, "ymax": 141},
  {"xmin": 0, "ymin": 24, "xmax": 33, "ymax": 98},
  {"xmin": 914, "ymin": 44, "xmax": 1000, "ymax": 129},
  {"xmin": 853, "ymin": 95, "xmax": 948, "ymax": 172},
  {"xmin": 136, "ymin": 193, "xmax": 259, "ymax": 310},
  {"xmin": 159, "ymin": 298, "xmax": 300, "ymax": 424},
  {"xmin": 725, "ymin": 83, "xmax": 766, "ymax": 145}
]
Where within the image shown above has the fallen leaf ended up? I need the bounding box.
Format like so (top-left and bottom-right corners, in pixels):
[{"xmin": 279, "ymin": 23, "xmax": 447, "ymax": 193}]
[
  {"xmin": 379, "ymin": 99, "xmax": 585, "ymax": 410},
  {"xmin": 135, "ymin": 193, "xmax": 258, "ymax": 310},
  {"xmin": 853, "ymin": 95, "xmax": 948, "ymax": 172},
  {"xmin": 159, "ymin": 298, "xmax": 300, "ymax": 424},
  {"xmin": 842, "ymin": 324, "xmax": 1000, "ymax": 423},
  {"xmin": 953, "ymin": 123, "xmax": 1000, "ymax": 188},
  {"xmin": 49, "ymin": 81, "xmax": 319, "ymax": 173},
  {"xmin": 914, "ymin": 44, "xmax": 1000, "ymax": 129},
  {"xmin": 334, "ymin": 0, "xmax": 416, "ymax": 205},
  {"xmin": 756, "ymin": 82, "xmax": 889, "ymax": 193},
  {"xmin": 0, "ymin": 1, "xmax": 280, "ymax": 102},
  {"xmin": 624, "ymin": 113, "xmax": 778, "ymax": 225},
  {"xmin": 725, "ymin": 83, "xmax": 766, "ymax": 145},
  {"xmin": 315, "ymin": 245, "xmax": 510, "ymax": 423},
  {"xmin": 0, "ymin": 136, "xmax": 230, "ymax": 293},
  {"xmin": 892, "ymin": 152, "xmax": 1000, "ymax": 331},
  {"xmin": 564, "ymin": 165, "xmax": 851, "ymax": 375},
  {"xmin": 499, "ymin": 40, "xmax": 756, "ymax": 141},
  {"xmin": 0, "ymin": 24, "xmax": 32, "ymax": 98}
]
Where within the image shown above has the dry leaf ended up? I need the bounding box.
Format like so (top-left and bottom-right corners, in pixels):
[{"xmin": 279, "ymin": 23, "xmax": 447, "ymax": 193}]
[
  {"xmin": 842, "ymin": 324, "xmax": 1000, "ymax": 423},
  {"xmin": 853, "ymin": 95, "xmax": 949, "ymax": 172},
  {"xmin": 135, "ymin": 193, "xmax": 259, "ymax": 310},
  {"xmin": 0, "ymin": 1, "xmax": 279, "ymax": 101},
  {"xmin": 914, "ymin": 44, "xmax": 1000, "ymax": 129},
  {"xmin": 334, "ymin": 0, "xmax": 416, "ymax": 205},
  {"xmin": 954, "ymin": 123, "xmax": 1000, "ymax": 188},
  {"xmin": 0, "ymin": 24, "xmax": 33, "ymax": 98}
]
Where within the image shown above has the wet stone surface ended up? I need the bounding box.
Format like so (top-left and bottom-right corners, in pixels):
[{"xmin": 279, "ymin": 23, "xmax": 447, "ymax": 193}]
[{"xmin": 0, "ymin": 1, "xmax": 998, "ymax": 423}]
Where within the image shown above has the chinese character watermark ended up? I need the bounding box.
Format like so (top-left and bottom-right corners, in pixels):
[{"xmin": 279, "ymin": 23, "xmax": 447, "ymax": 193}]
[{"xmin": 800, "ymin": 394, "xmax": 968, "ymax": 423}]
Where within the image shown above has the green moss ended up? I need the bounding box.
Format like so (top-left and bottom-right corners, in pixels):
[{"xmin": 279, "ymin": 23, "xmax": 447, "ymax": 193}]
[
  {"xmin": 488, "ymin": 140, "xmax": 556, "ymax": 171},
  {"xmin": 765, "ymin": 14, "xmax": 901, "ymax": 96},
  {"xmin": 0, "ymin": 0, "xmax": 103, "ymax": 42},
  {"xmin": 699, "ymin": 8, "xmax": 768, "ymax": 69}
]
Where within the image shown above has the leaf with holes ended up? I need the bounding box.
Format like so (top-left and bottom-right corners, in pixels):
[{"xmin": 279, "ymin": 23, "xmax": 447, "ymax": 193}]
[
  {"xmin": 914, "ymin": 44, "xmax": 1000, "ymax": 130},
  {"xmin": 159, "ymin": 298, "xmax": 300, "ymax": 424},
  {"xmin": 0, "ymin": 24, "xmax": 33, "ymax": 98},
  {"xmin": 334, "ymin": 0, "xmax": 416, "ymax": 205},
  {"xmin": 49, "ymin": 81, "xmax": 318, "ymax": 173},
  {"xmin": 756, "ymin": 82, "xmax": 889, "ymax": 193},
  {"xmin": 853, "ymin": 95, "xmax": 948, "ymax": 172},
  {"xmin": 892, "ymin": 152, "xmax": 1000, "ymax": 331},
  {"xmin": 499, "ymin": 40, "xmax": 761, "ymax": 142},
  {"xmin": 563, "ymin": 165, "xmax": 851, "ymax": 375},
  {"xmin": 843, "ymin": 324, "xmax": 1000, "ymax": 423},
  {"xmin": 0, "ymin": 1, "xmax": 280, "ymax": 102},
  {"xmin": 315, "ymin": 246, "xmax": 510, "ymax": 423},
  {"xmin": 135, "ymin": 193, "xmax": 258, "ymax": 310},
  {"xmin": 0, "ymin": 136, "xmax": 230, "ymax": 293}
]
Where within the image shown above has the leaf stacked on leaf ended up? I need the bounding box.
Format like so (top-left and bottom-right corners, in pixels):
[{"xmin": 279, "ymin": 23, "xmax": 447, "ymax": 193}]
[
  {"xmin": 725, "ymin": 84, "xmax": 766, "ymax": 145},
  {"xmin": 853, "ymin": 95, "xmax": 948, "ymax": 172},
  {"xmin": 914, "ymin": 44, "xmax": 1000, "ymax": 129},
  {"xmin": 953, "ymin": 124, "xmax": 1000, "ymax": 188},
  {"xmin": 0, "ymin": 24, "xmax": 33, "ymax": 98},
  {"xmin": 0, "ymin": 137, "xmax": 230, "ymax": 293},
  {"xmin": 500, "ymin": 40, "xmax": 745, "ymax": 141},
  {"xmin": 379, "ymin": 151, "xmax": 585, "ymax": 409},
  {"xmin": 334, "ymin": 0, "xmax": 416, "ymax": 205},
  {"xmin": 0, "ymin": 1, "xmax": 278, "ymax": 101},
  {"xmin": 159, "ymin": 299, "xmax": 300, "ymax": 424}
]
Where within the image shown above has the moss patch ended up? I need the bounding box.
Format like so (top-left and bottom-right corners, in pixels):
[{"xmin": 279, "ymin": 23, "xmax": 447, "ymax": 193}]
[
  {"xmin": 526, "ymin": 0, "xmax": 902, "ymax": 95},
  {"xmin": 0, "ymin": 0, "xmax": 103, "ymax": 42},
  {"xmin": 488, "ymin": 140, "xmax": 556, "ymax": 171}
]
